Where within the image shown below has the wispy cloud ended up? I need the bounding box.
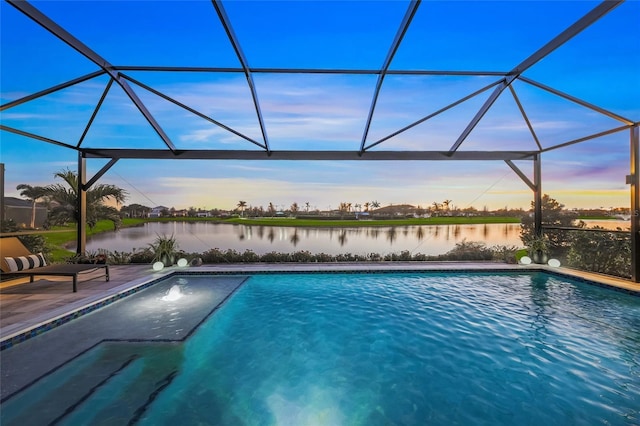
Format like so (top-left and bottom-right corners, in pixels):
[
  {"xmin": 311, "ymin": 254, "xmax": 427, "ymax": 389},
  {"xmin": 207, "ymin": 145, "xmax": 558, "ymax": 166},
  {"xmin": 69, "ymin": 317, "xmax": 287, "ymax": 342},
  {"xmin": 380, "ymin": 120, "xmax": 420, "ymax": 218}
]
[{"xmin": 1, "ymin": 112, "xmax": 56, "ymax": 120}]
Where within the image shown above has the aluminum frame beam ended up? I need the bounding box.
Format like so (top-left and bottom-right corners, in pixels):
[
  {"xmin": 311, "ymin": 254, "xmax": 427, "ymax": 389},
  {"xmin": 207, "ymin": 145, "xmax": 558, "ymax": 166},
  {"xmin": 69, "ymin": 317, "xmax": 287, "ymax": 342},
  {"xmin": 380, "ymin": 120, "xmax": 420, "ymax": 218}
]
[
  {"xmin": 519, "ymin": 76, "xmax": 634, "ymax": 125},
  {"xmin": 448, "ymin": 77, "xmax": 513, "ymax": 154},
  {"xmin": 77, "ymin": 79, "xmax": 113, "ymax": 148},
  {"xmin": 1, "ymin": 125, "xmax": 78, "ymax": 150},
  {"xmin": 541, "ymin": 125, "xmax": 632, "ymax": 153},
  {"xmin": 6, "ymin": 0, "xmax": 177, "ymax": 152},
  {"xmin": 508, "ymin": 86, "xmax": 542, "ymax": 151},
  {"xmin": 631, "ymin": 125, "xmax": 639, "ymax": 282},
  {"xmin": 359, "ymin": 0, "xmax": 421, "ymax": 154},
  {"xmin": 76, "ymin": 153, "xmax": 87, "ymax": 254},
  {"xmin": 85, "ymin": 158, "xmax": 119, "ymax": 190},
  {"xmin": 511, "ymin": 1, "xmax": 623, "ymax": 75},
  {"xmin": 0, "ymin": 164, "xmax": 5, "ymax": 223},
  {"xmin": 77, "ymin": 155, "xmax": 119, "ymax": 252},
  {"xmin": 114, "ymin": 66, "xmax": 509, "ymax": 76},
  {"xmin": 0, "ymin": 70, "xmax": 105, "ymax": 111},
  {"xmin": 121, "ymin": 74, "xmax": 266, "ymax": 150},
  {"xmin": 505, "ymin": 160, "xmax": 536, "ymax": 192},
  {"xmin": 448, "ymin": 0, "xmax": 623, "ymax": 154},
  {"xmin": 533, "ymin": 154, "xmax": 542, "ymax": 238},
  {"xmin": 82, "ymin": 149, "xmax": 536, "ymax": 161},
  {"xmin": 212, "ymin": 0, "xmax": 270, "ymax": 154},
  {"xmin": 365, "ymin": 80, "xmax": 503, "ymax": 151}
]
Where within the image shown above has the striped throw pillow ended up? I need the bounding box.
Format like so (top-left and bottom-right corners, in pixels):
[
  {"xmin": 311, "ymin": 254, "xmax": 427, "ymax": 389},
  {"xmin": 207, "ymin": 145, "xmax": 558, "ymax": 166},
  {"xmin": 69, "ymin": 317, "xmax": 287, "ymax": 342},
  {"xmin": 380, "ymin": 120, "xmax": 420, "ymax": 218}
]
[{"xmin": 4, "ymin": 253, "xmax": 47, "ymax": 272}]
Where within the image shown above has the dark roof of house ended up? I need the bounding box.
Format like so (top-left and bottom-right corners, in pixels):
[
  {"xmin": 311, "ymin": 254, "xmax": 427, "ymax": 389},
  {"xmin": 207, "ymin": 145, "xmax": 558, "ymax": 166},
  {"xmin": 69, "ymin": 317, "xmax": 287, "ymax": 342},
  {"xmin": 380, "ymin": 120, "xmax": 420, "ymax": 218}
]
[{"xmin": 4, "ymin": 197, "xmax": 33, "ymax": 207}]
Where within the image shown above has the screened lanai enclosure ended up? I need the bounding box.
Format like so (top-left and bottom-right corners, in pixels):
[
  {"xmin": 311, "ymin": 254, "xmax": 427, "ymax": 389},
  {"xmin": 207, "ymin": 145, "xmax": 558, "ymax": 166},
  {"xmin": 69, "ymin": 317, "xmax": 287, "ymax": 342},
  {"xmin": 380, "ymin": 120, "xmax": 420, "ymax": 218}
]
[{"xmin": 0, "ymin": 0, "xmax": 638, "ymax": 281}]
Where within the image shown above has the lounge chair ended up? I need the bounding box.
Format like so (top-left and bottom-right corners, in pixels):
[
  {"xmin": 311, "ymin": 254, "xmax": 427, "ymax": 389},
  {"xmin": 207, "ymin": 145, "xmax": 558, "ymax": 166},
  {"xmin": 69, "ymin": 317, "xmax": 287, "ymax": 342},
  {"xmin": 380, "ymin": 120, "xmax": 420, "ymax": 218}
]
[{"xmin": 0, "ymin": 237, "xmax": 109, "ymax": 292}]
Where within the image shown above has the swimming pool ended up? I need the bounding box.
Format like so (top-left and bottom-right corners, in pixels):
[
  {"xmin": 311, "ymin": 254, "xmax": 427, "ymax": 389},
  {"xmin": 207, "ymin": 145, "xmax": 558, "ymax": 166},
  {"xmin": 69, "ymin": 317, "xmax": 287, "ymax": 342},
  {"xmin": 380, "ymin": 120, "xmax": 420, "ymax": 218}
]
[{"xmin": 2, "ymin": 271, "xmax": 639, "ymax": 425}]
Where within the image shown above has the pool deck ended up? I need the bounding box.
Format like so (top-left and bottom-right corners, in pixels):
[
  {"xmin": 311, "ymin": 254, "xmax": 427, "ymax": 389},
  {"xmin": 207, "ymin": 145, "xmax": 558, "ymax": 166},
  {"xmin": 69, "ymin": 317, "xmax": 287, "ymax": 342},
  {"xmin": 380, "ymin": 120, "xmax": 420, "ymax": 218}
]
[{"xmin": 1, "ymin": 262, "xmax": 638, "ymax": 344}]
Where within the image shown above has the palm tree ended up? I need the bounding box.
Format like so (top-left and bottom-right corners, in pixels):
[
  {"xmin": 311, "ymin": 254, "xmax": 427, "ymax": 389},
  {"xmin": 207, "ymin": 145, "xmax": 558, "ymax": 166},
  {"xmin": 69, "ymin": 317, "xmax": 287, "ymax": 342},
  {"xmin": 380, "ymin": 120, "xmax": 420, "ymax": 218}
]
[
  {"xmin": 432, "ymin": 202, "xmax": 442, "ymax": 216},
  {"xmin": 43, "ymin": 169, "xmax": 127, "ymax": 230},
  {"xmin": 237, "ymin": 200, "xmax": 247, "ymax": 217},
  {"xmin": 16, "ymin": 184, "xmax": 47, "ymax": 228}
]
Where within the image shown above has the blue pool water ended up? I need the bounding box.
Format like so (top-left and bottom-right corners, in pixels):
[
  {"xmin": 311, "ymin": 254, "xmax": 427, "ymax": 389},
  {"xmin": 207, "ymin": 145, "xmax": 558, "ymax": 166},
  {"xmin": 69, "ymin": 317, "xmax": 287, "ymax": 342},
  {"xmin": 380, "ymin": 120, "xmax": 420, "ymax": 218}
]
[{"xmin": 3, "ymin": 272, "xmax": 640, "ymax": 425}]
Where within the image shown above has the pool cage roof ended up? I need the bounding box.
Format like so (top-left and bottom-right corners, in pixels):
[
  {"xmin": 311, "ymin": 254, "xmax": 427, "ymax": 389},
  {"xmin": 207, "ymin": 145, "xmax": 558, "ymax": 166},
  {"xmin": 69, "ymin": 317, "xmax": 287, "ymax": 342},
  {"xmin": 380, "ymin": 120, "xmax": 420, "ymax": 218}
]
[{"xmin": 1, "ymin": 0, "xmax": 639, "ymax": 281}]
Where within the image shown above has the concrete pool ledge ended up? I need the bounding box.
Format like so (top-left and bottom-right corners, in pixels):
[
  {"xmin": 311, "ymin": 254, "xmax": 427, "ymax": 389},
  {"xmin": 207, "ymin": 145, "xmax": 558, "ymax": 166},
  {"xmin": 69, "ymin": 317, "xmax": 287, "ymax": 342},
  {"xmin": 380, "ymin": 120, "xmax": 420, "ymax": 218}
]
[
  {"xmin": 0, "ymin": 267, "xmax": 175, "ymax": 343},
  {"xmin": 1, "ymin": 262, "xmax": 638, "ymax": 350},
  {"xmin": 542, "ymin": 265, "xmax": 640, "ymax": 294},
  {"xmin": 1, "ymin": 274, "xmax": 249, "ymax": 401}
]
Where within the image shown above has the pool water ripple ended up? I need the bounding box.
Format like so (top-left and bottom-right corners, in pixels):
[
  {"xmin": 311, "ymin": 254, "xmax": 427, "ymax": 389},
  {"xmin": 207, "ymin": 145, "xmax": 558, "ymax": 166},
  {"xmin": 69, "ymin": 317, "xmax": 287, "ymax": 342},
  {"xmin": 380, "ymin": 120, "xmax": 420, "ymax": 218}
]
[
  {"xmin": 4, "ymin": 272, "xmax": 638, "ymax": 425},
  {"xmin": 123, "ymin": 272, "xmax": 640, "ymax": 425}
]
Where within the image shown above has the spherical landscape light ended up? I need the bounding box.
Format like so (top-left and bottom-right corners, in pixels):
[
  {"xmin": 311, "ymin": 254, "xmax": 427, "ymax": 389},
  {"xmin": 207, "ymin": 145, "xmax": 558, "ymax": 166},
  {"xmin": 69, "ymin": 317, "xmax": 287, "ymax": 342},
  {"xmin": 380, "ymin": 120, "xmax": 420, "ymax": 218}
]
[
  {"xmin": 152, "ymin": 261, "xmax": 165, "ymax": 271},
  {"xmin": 548, "ymin": 258, "xmax": 561, "ymax": 268},
  {"xmin": 177, "ymin": 258, "xmax": 188, "ymax": 267},
  {"xmin": 519, "ymin": 256, "xmax": 532, "ymax": 265}
]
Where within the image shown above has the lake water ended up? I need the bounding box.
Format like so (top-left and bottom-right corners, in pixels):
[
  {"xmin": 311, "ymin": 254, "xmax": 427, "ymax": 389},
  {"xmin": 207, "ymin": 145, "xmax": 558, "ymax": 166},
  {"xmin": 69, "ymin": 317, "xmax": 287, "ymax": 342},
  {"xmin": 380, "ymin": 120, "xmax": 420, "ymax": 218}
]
[
  {"xmin": 80, "ymin": 222, "xmax": 523, "ymax": 256},
  {"xmin": 77, "ymin": 219, "xmax": 629, "ymax": 256}
]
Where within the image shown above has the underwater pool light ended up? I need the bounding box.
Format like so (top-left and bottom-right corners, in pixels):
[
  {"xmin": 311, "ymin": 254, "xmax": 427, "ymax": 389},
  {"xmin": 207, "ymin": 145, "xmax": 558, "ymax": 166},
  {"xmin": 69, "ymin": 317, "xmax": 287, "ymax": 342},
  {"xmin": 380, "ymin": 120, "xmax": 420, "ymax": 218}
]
[{"xmin": 162, "ymin": 284, "xmax": 183, "ymax": 301}]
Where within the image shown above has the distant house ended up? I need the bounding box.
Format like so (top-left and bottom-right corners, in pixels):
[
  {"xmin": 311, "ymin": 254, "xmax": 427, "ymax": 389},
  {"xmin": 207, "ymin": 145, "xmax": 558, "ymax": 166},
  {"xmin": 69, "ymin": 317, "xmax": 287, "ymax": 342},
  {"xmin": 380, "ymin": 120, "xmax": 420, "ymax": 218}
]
[
  {"xmin": 3, "ymin": 197, "xmax": 48, "ymax": 228},
  {"xmin": 149, "ymin": 206, "xmax": 169, "ymax": 218},
  {"xmin": 173, "ymin": 209, "xmax": 188, "ymax": 217},
  {"xmin": 196, "ymin": 211, "xmax": 212, "ymax": 218}
]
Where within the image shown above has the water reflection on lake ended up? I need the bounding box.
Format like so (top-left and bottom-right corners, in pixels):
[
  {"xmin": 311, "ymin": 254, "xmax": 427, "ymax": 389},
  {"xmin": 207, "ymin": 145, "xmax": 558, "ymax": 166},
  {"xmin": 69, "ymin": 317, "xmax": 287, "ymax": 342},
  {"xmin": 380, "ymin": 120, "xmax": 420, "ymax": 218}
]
[{"xmin": 82, "ymin": 222, "xmax": 526, "ymax": 256}]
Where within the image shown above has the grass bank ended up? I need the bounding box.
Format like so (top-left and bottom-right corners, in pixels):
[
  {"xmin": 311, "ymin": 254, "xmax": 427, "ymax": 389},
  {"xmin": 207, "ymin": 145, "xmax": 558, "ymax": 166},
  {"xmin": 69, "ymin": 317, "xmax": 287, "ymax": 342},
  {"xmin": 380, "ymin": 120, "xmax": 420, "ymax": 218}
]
[
  {"xmin": 576, "ymin": 216, "xmax": 619, "ymax": 220},
  {"xmin": 42, "ymin": 218, "xmax": 146, "ymax": 260}
]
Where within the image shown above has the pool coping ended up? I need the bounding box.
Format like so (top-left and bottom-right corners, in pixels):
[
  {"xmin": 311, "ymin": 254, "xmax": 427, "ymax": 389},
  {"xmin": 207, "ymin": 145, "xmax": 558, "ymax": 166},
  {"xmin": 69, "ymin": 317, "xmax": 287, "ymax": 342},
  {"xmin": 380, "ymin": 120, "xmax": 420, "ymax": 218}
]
[{"xmin": 1, "ymin": 262, "xmax": 638, "ymax": 351}]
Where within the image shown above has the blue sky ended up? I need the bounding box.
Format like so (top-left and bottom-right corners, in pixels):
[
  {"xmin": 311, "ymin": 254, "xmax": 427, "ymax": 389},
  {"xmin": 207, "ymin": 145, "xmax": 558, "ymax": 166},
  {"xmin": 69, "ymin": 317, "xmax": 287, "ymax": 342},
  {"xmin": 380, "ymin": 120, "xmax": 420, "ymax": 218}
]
[{"xmin": 1, "ymin": 0, "xmax": 638, "ymax": 211}]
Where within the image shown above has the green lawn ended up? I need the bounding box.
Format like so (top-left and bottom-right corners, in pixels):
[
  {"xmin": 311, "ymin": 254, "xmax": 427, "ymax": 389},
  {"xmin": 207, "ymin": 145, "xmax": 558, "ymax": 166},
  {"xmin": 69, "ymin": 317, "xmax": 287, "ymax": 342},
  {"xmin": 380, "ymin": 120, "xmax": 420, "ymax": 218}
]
[
  {"xmin": 576, "ymin": 215, "xmax": 618, "ymax": 220},
  {"xmin": 42, "ymin": 218, "xmax": 146, "ymax": 260},
  {"xmin": 223, "ymin": 216, "xmax": 521, "ymax": 227}
]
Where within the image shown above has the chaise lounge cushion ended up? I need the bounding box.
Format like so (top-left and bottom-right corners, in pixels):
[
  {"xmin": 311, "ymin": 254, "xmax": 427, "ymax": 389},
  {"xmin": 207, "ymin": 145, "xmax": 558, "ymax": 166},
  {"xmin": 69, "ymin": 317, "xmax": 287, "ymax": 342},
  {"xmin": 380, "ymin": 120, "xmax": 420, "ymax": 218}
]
[
  {"xmin": 4, "ymin": 253, "xmax": 47, "ymax": 272},
  {"xmin": 0, "ymin": 237, "xmax": 109, "ymax": 292}
]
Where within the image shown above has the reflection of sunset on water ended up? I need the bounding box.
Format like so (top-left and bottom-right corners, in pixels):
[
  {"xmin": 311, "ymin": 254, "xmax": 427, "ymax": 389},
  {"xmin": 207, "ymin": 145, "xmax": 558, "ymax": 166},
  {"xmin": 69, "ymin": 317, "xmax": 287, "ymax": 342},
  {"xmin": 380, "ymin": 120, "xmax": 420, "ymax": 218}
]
[
  {"xmin": 575, "ymin": 219, "xmax": 631, "ymax": 231},
  {"xmin": 77, "ymin": 220, "xmax": 628, "ymax": 257}
]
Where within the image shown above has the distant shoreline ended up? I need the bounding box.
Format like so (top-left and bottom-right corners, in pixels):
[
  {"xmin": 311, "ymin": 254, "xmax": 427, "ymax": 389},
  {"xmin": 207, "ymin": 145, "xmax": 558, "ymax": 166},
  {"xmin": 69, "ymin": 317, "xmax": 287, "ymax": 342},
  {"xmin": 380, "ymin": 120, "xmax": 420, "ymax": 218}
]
[
  {"xmin": 221, "ymin": 216, "xmax": 522, "ymax": 227},
  {"xmin": 11, "ymin": 215, "xmax": 623, "ymax": 261}
]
